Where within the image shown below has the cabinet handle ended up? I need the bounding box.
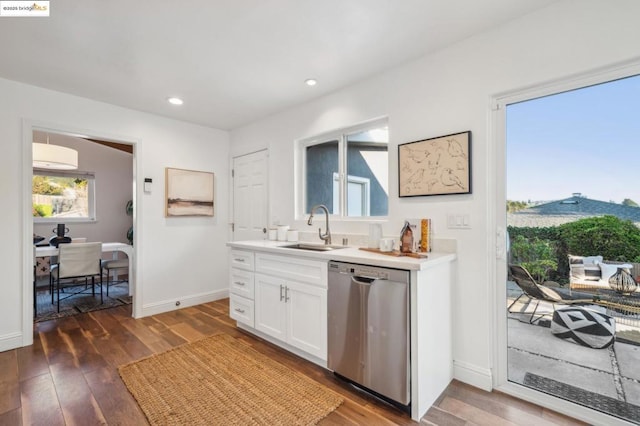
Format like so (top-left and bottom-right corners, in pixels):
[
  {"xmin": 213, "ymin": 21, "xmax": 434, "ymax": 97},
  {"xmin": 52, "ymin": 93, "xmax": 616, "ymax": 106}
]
[
  {"xmin": 234, "ymin": 308, "xmax": 245, "ymax": 314},
  {"xmin": 285, "ymin": 286, "xmax": 290, "ymax": 302},
  {"xmin": 280, "ymin": 284, "xmax": 284, "ymax": 302},
  {"xmin": 234, "ymin": 281, "xmax": 245, "ymax": 286},
  {"xmin": 234, "ymin": 258, "xmax": 245, "ymax": 262}
]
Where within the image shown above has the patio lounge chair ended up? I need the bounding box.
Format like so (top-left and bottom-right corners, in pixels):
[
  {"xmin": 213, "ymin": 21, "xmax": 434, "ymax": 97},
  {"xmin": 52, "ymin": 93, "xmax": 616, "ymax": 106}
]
[{"xmin": 508, "ymin": 264, "xmax": 595, "ymax": 324}]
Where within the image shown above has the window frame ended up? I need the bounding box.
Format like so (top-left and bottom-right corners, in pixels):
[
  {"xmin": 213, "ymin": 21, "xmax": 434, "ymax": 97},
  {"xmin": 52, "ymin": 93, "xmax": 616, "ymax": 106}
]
[
  {"xmin": 32, "ymin": 168, "xmax": 97, "ymax": 223},
  {"xmin": 296, "ymin": 117, "xmax": 388, "ymax": 220}
]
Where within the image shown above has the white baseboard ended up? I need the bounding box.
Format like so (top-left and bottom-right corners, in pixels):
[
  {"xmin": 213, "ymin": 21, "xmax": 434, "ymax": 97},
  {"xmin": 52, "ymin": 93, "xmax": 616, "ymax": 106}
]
[
  {"xmin": 0, "ymin": 331, "xmax": 23, "ymax": 352},
  {"xmin": 141, "ymin": 288, "xmax": 229, "ymax": 317},
  {"xmin": 453, "ymin": 359, "xmax": 493, "ymax": 391}
]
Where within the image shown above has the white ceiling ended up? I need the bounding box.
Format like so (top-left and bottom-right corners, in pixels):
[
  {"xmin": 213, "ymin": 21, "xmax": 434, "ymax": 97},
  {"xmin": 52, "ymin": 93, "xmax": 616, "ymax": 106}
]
[{"xmin": 0, "ymin": 0, "xmax": 559, "ymax": 130}]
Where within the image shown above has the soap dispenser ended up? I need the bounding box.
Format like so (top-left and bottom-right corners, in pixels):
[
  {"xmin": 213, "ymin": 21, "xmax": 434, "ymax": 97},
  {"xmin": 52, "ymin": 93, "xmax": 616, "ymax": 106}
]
[{"xmin": 400, "ymin": 221, "xmax": 413, "ymax": 253}]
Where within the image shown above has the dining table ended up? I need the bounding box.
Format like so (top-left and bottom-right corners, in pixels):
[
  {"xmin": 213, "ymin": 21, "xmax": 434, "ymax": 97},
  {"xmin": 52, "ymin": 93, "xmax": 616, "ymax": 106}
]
[{"xmin": 35, "ymin": 242, "xmax": 133, "ymax": 292}]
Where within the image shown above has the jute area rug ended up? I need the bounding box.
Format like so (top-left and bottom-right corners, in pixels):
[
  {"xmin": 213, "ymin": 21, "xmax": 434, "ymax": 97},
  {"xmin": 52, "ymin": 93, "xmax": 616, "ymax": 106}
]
[{"xmin": 119, "ymin": 333, "xmax": 344, "ymax": 425}]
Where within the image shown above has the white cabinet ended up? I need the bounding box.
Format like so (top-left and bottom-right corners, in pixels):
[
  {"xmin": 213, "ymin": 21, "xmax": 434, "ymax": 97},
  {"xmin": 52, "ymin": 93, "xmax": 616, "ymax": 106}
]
[
  {"xmin": 254, "ymin": 273, "xmax": 287, "ymax": 340},
  {"xmin": 226, "ymin": 251, "xmax": 327, "ymax": 361},
  {"xmin": 254, "ymin": 273, "xmax": 327, "ymax": 359},
  {"xmin": 229, "ymin": 249, "xmax": 255, "ymax": 327},
  {"xmin": 286, "ymin": 280, "xmax": 326, "ymax": 357}
]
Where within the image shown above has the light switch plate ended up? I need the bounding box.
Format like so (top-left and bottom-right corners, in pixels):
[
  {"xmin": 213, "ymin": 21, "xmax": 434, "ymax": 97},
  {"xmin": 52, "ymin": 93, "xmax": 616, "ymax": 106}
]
[{"xmin": 447, "ymin": 213, "xmax": 471, "ymax": 229}]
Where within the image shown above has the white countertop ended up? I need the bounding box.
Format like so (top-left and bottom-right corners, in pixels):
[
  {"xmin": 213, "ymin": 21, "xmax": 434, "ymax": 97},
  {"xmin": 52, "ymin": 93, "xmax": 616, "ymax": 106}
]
[{"xmin": 226, "ymin": 240, "xmax": 456, "ymax": 271}]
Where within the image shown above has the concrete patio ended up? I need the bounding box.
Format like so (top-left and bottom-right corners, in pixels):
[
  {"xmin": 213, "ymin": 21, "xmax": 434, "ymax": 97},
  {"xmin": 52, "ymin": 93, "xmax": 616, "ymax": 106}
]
[{"xmin": 507, "ymin": 283, "xmax": 640, "ymax": 423}]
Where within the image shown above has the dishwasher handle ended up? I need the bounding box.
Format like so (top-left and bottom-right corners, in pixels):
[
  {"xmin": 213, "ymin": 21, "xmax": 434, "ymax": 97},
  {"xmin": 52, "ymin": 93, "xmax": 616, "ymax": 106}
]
[{"xmin": 351, "ymin": 275, "xmax": 384, "ymax": 285}]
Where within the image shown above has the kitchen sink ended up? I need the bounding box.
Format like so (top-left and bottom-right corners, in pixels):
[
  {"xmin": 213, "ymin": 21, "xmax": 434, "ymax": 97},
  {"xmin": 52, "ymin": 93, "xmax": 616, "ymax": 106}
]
[{"xmin": 281, "ymin": 243, "xmax": 347, "ymax": 251}]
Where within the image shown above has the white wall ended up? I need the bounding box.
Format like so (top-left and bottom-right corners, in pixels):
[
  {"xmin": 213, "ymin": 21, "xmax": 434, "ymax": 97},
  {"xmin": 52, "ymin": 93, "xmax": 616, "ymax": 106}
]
[
  {"xmin": 33, "ymin": 132, "xmax": 133, "ymax": 245},
  {"xmin": 0, "ymin": 77, "xmax": 230, "ymax": 350},
  {"xmin": 230, "ymin": 0, "xmax": 640, "ymax": 390}
]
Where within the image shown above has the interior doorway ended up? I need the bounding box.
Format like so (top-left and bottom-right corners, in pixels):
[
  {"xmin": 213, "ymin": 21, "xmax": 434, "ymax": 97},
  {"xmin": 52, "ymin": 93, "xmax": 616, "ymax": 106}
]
[{"xmin": 23, "ymin": 122, "xmax": 139, "ymax": 343}]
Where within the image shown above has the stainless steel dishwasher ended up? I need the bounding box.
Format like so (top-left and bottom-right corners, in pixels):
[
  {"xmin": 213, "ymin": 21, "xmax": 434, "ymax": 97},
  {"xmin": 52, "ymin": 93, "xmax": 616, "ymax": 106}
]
[{"xmin": 327, "ymin": 261, "xmax": 410, "ymax": 408}]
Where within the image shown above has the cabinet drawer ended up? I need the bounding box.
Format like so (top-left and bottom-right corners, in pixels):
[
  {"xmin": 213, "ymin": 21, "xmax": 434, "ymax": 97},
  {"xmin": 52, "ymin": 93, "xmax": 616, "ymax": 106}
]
[
  {"xmin": 230, "ymin": 268, "xmax": 254, "ymax": 299},
  {"xmin": 230, "ymin": 249, "xmax": 254, "ymax": 271},
  {"xmin": 255, "ymin": 253, "xmax": 327, "ymax": 287},
  {"xmin": 230, "ymin": 294, "xmax": 254, "ymax": 327}
]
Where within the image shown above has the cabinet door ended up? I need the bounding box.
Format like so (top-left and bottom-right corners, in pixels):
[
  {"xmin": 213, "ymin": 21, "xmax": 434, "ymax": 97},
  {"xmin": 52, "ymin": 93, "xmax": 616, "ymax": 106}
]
[
  {"xmin": 286, "ymin": 281, "xmax": 327, "ymax": 360},
  {"xmin": 254, "ymin": 273, "xmax": 287, "ymax": 341}
]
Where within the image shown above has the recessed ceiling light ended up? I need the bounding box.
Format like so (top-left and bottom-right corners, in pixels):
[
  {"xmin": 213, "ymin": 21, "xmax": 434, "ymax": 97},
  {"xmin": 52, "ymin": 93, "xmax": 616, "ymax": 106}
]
[
  {"xmin": 167, "ymin": 97, "xmax": 184, "ymax": 105},
  {"xmin": 305, "ymin": 79, "xmax": 317, "ymax": 87}
]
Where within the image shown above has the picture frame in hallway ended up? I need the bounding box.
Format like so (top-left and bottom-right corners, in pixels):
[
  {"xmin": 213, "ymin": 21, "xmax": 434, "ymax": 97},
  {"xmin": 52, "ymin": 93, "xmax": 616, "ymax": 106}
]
[
  {"xmin": 398, "ymin": 130, "xmax": 471, "ymax": 197},
  {"xmin": 165, "ymin": 167, "xmax": 215, "ymax": 217}
]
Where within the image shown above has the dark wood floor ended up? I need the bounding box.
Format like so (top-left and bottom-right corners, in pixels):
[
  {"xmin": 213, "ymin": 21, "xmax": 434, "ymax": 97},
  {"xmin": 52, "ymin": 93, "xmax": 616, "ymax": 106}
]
[{"xmin": 0, "ymin": 299, "xmax": 586, "ymax": 425}]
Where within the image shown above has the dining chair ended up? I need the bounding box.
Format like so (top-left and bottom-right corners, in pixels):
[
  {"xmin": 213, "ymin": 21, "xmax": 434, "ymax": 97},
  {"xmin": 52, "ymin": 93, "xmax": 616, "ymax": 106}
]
[
  {"xmin": 49, "ymin": 237, "xmax": 89, "ymax": 294},
  {"xmin": 50, "ymin": 242, "xmax": 103, "ymax": 312},
  {"xmin": 101, "ymin": 258, "xmax": 129, "ymax": 297}
]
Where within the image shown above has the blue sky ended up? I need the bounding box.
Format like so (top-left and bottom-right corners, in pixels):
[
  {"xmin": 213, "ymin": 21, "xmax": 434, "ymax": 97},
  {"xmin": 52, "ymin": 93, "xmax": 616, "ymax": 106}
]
[{"xmin": 507, "ymin": 74, "xmax": 640, "ymax": 204}]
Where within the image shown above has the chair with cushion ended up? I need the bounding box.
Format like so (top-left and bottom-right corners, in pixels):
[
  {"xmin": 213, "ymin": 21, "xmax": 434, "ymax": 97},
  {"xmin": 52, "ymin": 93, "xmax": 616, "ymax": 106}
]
[
  {"xmin": 101, "ymin": 258, "xmax": 129, "ymax": 297},
  {"xmin": 509, "ymin": 264, "xmax": 595, "ymax": 323},
  {"xmin": 51, "ymin": 242, "xmax": 103, "ymax": 312},
  {"xmin": 48, "ymin": 237, "xmax": 89, "ymax": 295}
]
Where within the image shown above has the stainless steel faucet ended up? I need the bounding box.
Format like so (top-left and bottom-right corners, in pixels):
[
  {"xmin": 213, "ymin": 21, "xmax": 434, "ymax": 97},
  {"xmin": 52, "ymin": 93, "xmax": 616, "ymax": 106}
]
[{"xmin": 307, "ymin": 204, "xmax": 331, "ymax": 245}]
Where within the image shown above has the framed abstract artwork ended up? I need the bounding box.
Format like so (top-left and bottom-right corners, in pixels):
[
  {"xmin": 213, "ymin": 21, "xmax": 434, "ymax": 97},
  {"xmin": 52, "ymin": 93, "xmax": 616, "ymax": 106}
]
[
  {"xmin": 398, "ymin": 131, "xmax": 471, "ymax": 197},
  {"xmin": 165, "ymin": 167, "xmax": 215, "ymax": 217}
]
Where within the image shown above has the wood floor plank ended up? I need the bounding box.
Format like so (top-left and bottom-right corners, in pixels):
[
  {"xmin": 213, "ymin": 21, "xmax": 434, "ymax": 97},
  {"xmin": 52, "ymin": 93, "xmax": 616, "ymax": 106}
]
[
  {"xmin": 89, "ymin": 310, "xmax": 152, "ymax": 362},
  {"xmin": 118, "ymin": 317, "xmax": 173, "ymax": 354},
  {"xmin": 0, "ymin": 350, "xmax": 20, "ymax": 416},
  {"xmin": 318, "ymin": 409, "xmax": 360, "ymax": 425},
  {"xmin": 169, "ymin": 321, "xmax": 207, "ymax": 342},
  {"xmin": 63, "ymin": 327, "xmax": 110, "ymax": 374},
  {"xmin": 439, "ymin": 396, "xmax": 516, "ymax": 426},
  {"xmin": 48, "ymin": 366, "xmax": 107, "ymax": 425},
  {"xmin": 442, "ymin": 381, "xmax": 587, "ymax": 426},
  {"xmin": 147, "ymin": 321, "xmax": 188, "ymax": 348},
  {"xmin": 16, "ymin": 331, "xmax": 50, "ymax": 382},
  {"xmin": 20, "ymin": 373, "xmax": 65, "ymax": 426},
  {"xmin": 541, "ymin": 407, "xmax": 591, "ymax": 426},
  {"xmin": 0, "ymin": 406, "xmax": 22, "ymax": 425},
  {"xmin": 422, "ymin": 406, "xmax": 468, "ymax": 426},
  {"xmin": 84, "ymin": 367, "xmax": 148, "ymax": 425}
]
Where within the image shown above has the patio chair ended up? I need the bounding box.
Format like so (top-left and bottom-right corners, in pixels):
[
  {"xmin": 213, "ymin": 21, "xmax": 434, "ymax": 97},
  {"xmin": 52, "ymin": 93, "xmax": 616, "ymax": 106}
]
[{"xmin": 508, "ymin": 264, "xmax": 595, "ymax": 323}]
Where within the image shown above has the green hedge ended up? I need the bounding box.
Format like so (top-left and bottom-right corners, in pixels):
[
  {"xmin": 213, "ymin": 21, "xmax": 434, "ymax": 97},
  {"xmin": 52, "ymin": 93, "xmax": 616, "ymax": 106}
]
[{"xmin": 508, "ymin": 215, "xmax": 640, "ymax": 283}]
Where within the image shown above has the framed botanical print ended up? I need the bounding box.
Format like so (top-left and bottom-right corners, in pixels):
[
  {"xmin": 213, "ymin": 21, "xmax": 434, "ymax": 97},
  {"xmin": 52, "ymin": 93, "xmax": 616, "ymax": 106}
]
[{"xmin": 398, "ymin": 131, "xmax": 471, "ymax": 197}]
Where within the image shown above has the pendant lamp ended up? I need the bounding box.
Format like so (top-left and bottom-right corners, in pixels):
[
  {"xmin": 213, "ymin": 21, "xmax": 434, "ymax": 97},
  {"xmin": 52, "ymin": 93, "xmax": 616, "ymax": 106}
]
[{"xmin": 33, "ymin": 134, "xmax": 78, "ymax": 170}]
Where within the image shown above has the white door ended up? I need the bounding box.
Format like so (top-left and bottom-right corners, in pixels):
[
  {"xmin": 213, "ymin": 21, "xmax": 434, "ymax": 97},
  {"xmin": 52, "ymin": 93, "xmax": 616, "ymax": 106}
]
[
  {"xmin": 254, "ymin": 273, "xmax": 287, "ymax": 341},
  {"xmin": 233, "ymin": 150, "xmax": 268, "ymax": 241},
  {"xmin": 286, "ymin": 281, "xmax": 327, "ymax": 360}
]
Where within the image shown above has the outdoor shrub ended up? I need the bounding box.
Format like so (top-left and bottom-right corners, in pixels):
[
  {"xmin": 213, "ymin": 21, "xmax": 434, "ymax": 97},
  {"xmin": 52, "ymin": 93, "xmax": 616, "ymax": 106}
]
[
  {"xmin": 509, "ymin": 234, "xmax": 558, "ymax": 282},
  {"xmin": 558, "ymin": 215, "xmax": 640, "ymax": 262},
  {"xmin": 33, "ymin": 203, "xmax": 52, "ymax": 217}
]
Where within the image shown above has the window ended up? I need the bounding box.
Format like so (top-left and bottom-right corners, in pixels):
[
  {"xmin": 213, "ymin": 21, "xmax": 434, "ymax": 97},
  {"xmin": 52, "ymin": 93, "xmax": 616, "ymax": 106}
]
[
  {"xmin": 300, "ymin": 120, "xmax": 388, "ymax": 218},
  {"xmin": 32, "ymin": 169, "xmax": 96, "ymax": 222}
]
